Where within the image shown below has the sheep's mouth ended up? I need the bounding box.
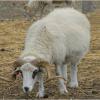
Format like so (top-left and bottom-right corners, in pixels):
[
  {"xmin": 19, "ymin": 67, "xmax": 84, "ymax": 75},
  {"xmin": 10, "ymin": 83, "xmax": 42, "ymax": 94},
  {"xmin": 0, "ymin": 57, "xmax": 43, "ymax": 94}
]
[{"xmin": 23, "ymin": 92, "xmax": 32, "ymax": 98}]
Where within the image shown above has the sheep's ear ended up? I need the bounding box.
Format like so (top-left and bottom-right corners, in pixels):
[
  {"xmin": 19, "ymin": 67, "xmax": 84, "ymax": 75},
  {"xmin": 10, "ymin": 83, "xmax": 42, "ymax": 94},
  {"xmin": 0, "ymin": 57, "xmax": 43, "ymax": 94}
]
[
  {"xmin": 12, "ymin": 58, "xmax": 24, "ymax": 80},
  {"xmin": 12, "ymin": 67, "xmax": 22, "ymax": 80},
  {"xmin": 12, "ymin": 70, "xmax": 17, "ymax": 80},
  {"xmin": 12, "ymin": 67, "xmax": 19, "ymax": 80}
]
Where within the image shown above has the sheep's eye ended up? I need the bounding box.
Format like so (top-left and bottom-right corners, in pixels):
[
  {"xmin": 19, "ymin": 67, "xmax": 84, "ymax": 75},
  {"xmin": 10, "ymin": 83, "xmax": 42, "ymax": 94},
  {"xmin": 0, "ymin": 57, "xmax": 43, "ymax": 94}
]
[{"xmin": 32, "ymin": 70, "xmax": 38, "ymax": 79}]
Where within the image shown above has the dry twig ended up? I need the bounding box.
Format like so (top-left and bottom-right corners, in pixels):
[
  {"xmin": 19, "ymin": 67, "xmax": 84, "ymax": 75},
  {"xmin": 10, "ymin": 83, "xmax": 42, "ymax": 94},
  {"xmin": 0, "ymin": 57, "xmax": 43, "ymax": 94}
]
[
  {"xmin": 45, "ymin": 76, "xmax": 67, "ymax": 84},
  {"xmin": 0, "ymin": 76, "xmax": 12, "ymax": 82}
]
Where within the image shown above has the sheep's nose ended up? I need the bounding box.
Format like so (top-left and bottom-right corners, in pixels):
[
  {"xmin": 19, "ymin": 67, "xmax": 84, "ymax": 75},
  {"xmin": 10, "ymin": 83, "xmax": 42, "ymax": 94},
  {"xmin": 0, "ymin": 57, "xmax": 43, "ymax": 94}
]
[{"xmin": 24, "ymin": 87, "xmax": 29, "ymax": 92}]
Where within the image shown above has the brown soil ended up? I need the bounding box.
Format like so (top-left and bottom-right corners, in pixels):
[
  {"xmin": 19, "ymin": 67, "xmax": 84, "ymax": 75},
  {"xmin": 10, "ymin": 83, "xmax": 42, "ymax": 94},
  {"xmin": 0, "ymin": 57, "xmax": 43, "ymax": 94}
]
[{"xmin": 0, "ymin": 10, "xmax": 100, "ymax": 99}]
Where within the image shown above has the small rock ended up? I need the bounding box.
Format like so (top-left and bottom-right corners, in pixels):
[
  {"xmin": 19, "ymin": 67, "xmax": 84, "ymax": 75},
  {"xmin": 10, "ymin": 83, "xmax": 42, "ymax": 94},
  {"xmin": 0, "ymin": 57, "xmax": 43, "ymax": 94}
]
[
  {"xmin": 92, "ymin": 90, "xmax": 98, "ymax": 94},
  {"xmin": 0, "ymin": 48, "xmax": 6, "ymax": 51},
  {"xmin": 44, "ymin": 94, "xmax": 49, "ymax": 98}
]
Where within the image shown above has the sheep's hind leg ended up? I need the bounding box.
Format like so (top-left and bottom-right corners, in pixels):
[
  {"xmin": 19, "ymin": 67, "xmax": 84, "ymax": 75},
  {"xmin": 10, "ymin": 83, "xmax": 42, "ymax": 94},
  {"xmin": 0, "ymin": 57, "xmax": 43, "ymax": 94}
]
[
  {"xmin": 56, "ymin": 65, "xmax": 68, "ymax": 95},
  {"xmin": 70, "ymin": 63, "xmax": 78, "ymax": 88}
]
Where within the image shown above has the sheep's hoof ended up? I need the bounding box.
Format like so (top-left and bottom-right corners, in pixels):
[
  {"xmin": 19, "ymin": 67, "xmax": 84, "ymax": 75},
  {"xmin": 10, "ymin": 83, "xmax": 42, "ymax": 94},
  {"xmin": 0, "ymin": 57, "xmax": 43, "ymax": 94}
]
[
  {"xmin": 70, "ymin": 82, "xmax": 78, "ymax": 88},
  {"xmin": 60, "ymin": 88, "xmax": 68, "ymax": 95},
  {"xmin": 36, "ymin": 92, "xmax": 45, "ymax": 98}
]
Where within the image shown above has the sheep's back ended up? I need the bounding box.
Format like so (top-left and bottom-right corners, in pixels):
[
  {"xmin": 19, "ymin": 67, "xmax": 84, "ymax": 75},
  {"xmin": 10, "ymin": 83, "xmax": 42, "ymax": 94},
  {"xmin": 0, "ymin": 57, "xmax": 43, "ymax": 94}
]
[{"xmin": 44, "ymin": 8, "xmax": 90, "ymax": 50}]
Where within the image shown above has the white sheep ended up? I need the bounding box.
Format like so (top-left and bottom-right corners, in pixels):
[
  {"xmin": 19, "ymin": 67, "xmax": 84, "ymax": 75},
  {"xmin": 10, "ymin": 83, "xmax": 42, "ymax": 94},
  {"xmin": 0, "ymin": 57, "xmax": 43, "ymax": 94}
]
[
  {"xmin": 24, "ymin": 0, "xmax": 52, "ymax": 13},
  {"xmin": 24, "ymin": 0, "xmax": 74, "ymax": 13},
  {"xmin": 12, "ymin": 8, "xmax": 90, "ymax": 98}
]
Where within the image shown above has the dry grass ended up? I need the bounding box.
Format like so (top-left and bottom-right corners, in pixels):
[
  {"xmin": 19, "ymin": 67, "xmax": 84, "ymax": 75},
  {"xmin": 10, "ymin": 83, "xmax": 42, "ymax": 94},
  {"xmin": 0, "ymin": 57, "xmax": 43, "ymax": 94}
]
[{"xmin": 0, "ymin": 10, "xmax": 100, "ymax": 99}]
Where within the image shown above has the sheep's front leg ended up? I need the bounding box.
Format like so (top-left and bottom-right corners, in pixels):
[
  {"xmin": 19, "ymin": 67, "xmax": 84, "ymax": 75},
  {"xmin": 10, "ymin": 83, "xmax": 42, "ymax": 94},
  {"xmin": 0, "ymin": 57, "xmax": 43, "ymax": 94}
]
[
  {"xmin": 56, "ymin": 65, "xmax": 68, "ymax": 94},
  {"xmin": 36, "ymin": 74, "xmax": 44, "ymax": 98},
  {"xmin": 70, "ymin": 64, "xmax": 78, "ymax": 88}
]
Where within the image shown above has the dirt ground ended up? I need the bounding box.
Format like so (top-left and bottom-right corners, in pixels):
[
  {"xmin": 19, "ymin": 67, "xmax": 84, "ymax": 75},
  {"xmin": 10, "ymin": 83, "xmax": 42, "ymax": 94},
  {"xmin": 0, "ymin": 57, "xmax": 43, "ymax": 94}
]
[{"xmin": 0, "ymin": 9, "xmax": 100, "ymax": 99}]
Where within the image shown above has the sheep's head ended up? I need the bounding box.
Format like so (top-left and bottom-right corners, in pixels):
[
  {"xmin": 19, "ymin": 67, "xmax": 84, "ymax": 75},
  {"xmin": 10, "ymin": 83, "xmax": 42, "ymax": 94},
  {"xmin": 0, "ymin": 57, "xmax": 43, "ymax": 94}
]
[{"xmin": 12, "ymin": 57, "xmax": 52, "ymax": 93}]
